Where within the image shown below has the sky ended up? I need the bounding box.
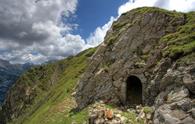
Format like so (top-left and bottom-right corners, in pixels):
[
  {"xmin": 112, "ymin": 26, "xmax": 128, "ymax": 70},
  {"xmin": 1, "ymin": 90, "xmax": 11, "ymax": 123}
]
[
  {"xmin": 73, "ymin": 0, "xmax": 128, "ymax": 39},
  {"xmin": 0, "ymin": 0, "xmax": 195, "ymax": 64}
]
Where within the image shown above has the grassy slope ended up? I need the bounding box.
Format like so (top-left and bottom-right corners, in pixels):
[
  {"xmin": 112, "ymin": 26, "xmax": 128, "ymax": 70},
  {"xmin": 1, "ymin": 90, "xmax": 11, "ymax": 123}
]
[
  {"xmin": 12, "ymin": 48, "xmax": 146, "ymax": 124},
  {"xmin": 161, "ymin": 12, "xmax": 195, "ymax": 61},
  {"xmin": 9, "ymin": 48, "xmax": 96, "ymax": 124}
]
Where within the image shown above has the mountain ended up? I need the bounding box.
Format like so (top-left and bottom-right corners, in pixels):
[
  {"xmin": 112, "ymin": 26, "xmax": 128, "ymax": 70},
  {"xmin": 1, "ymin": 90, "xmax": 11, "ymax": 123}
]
[
  {"xmin": 75, "ymin": 7, "xmax": 195, "ymax": 123},
  {"xmin": 0, "ymin": 7, "xmax": 195, "ymax": 124},
  {"xmin": 0, "ymin": 59, "xmax": 32, "ymax": 104},
  {"xmin": 0, "ymin": 48, "xmax": 96, "ymax": 124}
]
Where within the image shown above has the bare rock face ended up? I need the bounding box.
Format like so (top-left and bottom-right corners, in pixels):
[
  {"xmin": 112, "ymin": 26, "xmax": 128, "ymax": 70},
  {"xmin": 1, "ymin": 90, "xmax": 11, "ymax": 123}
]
[{"xmin": 75, "ymin": 7, "xmax": 195, "ymax": 123}]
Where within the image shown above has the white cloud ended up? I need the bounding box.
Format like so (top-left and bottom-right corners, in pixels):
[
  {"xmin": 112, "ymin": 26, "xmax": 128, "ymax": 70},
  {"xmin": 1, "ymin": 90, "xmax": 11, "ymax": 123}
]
[
  {"xmin": 0, "ymin": 0, "xmax": 87, "ymax": 64},
  {"xmin": 86, "ymin": 17, "xmax": 116, "ymax": 47},
  {"xmin": 118, "ymin": 0, "xmax": 195, "ymax": 15},
  {"xmin": 168, "ymin": 0, "xmax": 195, "ymax": 12}
]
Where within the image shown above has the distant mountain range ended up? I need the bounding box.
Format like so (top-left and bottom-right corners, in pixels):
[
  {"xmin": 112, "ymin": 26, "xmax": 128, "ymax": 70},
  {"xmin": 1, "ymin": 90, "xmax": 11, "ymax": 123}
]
[{"xmin": 0, "ymin": 59, "xmax": 32, "ymax": 104}]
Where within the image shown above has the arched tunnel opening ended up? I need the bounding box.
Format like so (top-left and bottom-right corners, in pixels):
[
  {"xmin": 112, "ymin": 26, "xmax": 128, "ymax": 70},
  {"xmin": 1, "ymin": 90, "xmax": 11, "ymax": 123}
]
[{"xmin": 126, "ymin": 76, "xmax": 142, "ymax": 106}]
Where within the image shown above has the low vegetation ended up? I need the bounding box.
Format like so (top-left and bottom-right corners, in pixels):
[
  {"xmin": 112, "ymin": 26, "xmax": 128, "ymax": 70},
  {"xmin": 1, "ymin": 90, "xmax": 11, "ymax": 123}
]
[
  {"xmin": 4, "ymin": 48, "xmax": 96, "ymax": 124},
  {"xmin": 161, "ymin": 12, "xmax": 195, "ymax": 60}
]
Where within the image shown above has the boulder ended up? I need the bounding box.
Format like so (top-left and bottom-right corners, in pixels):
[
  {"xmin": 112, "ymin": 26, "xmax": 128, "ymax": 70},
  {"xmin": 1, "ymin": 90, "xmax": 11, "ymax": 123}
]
[{"xmin": 167, "ymin": 87, "xmax": 189, "ymax": 103}]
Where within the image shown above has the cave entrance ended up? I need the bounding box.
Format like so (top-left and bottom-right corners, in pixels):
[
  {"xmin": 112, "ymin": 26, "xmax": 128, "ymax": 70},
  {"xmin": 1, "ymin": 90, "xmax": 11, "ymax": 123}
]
[{"xmin": 126, "ymin": 76, "xmax": 142, "ymax": 106}]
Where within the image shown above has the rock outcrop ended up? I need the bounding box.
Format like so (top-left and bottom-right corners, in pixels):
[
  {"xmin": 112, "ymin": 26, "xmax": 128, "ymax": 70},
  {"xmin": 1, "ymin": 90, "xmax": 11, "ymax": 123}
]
[
  {"xmin": 75, "ymin": 7, "xmax": 195, "ymax": 123},
  {"xmin": 88, "ymin": 102, "xmax": 154, "ymax": 124},
  {"xmin": 88, "ymin": 102, "xmax": 128, "ymax": 124}
]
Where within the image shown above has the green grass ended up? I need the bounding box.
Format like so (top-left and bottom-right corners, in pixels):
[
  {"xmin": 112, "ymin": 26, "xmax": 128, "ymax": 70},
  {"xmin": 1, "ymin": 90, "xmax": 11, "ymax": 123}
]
[
  {"xmin": 121, "ymin": 111, "xmax": 144, "ymax": 124},
  {"xmin": 143, "ymin": 106, "xmax": 154, "ymax": 114},
  {"xmin": 165, "ymin": 41, "xmax": 195, "ymax": 58},
  {"xmin": 6, "ymin": 48, "xmax": 96, "ymax": 124},
  {"xmin": 177, "ymin": 52, "xmax": 195, "ymax": 65},
  {"xmin": 132, "ymin": 7, "xmax": 183, "ymax": 18},
  {"xmin": 186, "ymin": 12, "xmax": 195, "ymax": 24},
  {"xmin": 160, "ymin": 12, "xmax": 195, "ymax": 60}
]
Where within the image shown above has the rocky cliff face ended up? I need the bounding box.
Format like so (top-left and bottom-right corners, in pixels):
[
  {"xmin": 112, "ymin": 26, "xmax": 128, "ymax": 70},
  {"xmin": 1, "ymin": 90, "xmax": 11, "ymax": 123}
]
[{"xmin": 75, "ymin": 7, "xmax": 195, "ymax": 123}]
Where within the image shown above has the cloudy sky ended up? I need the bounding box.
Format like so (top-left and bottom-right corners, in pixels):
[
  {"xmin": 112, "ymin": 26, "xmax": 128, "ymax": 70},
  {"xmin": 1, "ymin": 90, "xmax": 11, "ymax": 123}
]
[{"xmin": 0, "ymin": 0, "xmax": 195, "ymax": 64}]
